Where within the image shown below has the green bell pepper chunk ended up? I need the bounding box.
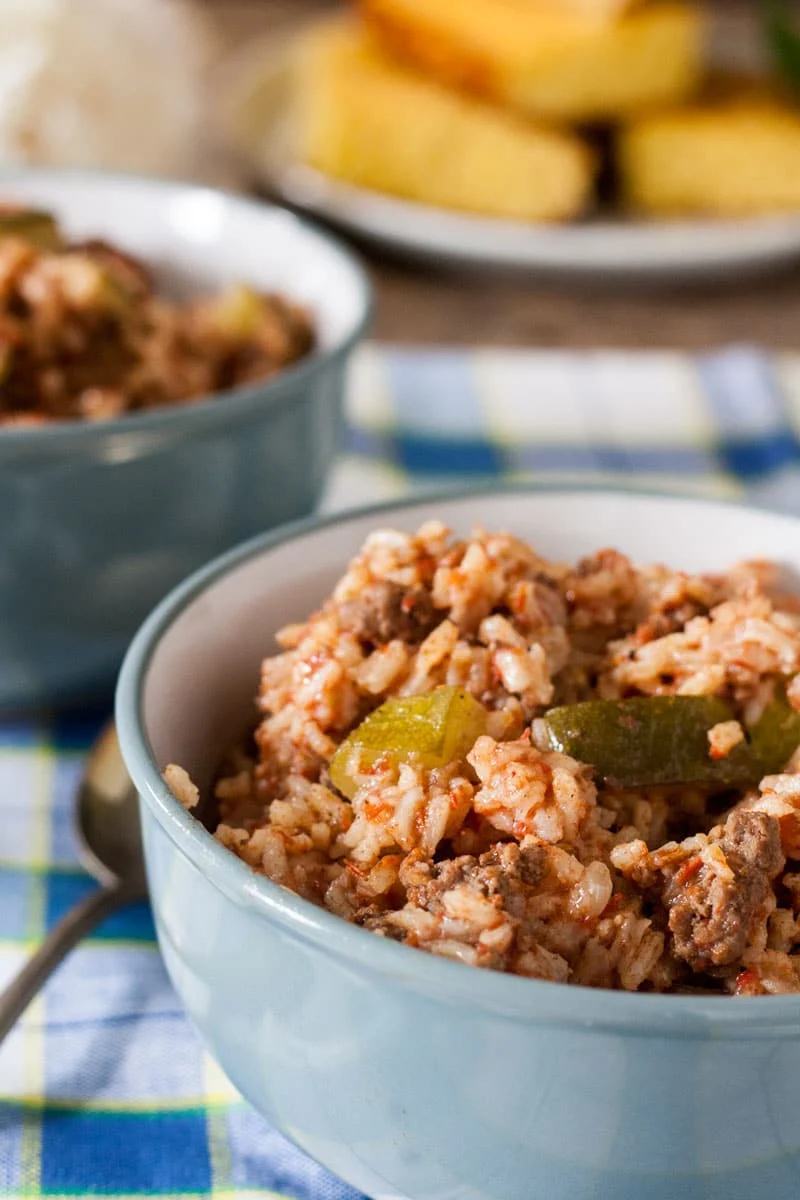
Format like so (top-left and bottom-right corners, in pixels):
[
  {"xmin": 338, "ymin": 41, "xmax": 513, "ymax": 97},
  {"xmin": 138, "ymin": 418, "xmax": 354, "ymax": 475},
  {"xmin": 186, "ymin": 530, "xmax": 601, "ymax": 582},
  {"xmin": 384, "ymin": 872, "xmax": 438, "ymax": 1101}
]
[
  {"xmin": 542, "ymin": 691, "xmax": 800, "ymax": 789},
  {"xmin": 330, "ymin": 685, "xmax": 488, "ymax": 800},
  {"xmin": 0, "ymin": 208, "xmax": 61, "ymax": 250},
  {"xmin": 750, "ymin": 688, "xmax": 800, "ymax": 777}
]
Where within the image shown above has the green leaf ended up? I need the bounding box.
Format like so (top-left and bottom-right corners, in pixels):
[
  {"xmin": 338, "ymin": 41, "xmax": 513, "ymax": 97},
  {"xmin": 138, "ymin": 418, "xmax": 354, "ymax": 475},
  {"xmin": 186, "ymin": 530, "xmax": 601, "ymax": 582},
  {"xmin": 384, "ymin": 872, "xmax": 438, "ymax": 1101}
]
[{"xmin": 764, "ymin": 0, "xmax": 800, "ymax": 98}]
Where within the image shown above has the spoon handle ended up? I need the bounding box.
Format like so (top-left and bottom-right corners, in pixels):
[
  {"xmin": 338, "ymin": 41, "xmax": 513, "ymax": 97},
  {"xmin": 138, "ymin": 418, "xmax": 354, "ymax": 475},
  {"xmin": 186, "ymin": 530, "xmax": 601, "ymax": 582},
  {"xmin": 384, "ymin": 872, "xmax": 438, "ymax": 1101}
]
[{"xmin": 0, "ymin": 883, "xmax": 142, "ymax": 1045}]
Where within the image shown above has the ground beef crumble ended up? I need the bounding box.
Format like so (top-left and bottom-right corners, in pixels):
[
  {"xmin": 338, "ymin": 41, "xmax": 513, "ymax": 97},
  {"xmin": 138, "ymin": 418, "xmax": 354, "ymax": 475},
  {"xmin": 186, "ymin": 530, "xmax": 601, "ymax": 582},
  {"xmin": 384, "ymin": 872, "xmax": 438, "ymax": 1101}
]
[
  {"xmin": 339, "ymin": 580, "xmax": 442, "ymax": 645},
  {"xmin": 663, "ymin": 811, "xmax": 784, "ymax": 972}
]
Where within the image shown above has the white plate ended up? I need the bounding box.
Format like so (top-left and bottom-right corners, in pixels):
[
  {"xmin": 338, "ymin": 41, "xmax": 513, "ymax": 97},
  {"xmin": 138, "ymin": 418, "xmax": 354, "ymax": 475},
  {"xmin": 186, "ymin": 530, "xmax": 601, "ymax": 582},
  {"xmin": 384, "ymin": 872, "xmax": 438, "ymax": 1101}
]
[{"xmin": 219, "ymin": 41, "xmax": 800, "ymax": 283}]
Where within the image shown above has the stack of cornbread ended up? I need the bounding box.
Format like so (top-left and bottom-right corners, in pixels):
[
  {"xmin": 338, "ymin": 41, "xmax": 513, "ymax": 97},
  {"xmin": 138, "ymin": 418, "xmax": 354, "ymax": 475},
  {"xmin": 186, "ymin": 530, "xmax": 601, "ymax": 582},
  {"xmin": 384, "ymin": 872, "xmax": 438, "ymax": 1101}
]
[{"xmin": 285, "ymin": 0, "xmax": 800, "ymax": 222}]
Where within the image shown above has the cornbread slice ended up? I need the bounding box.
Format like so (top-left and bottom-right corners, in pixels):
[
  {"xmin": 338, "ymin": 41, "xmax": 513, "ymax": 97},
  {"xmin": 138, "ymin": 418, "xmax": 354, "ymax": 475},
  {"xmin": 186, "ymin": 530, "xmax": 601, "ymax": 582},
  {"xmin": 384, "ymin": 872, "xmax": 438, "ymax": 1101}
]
[
  {"xmin": 360, "ymin": 0, "xmax": 702, "ymax": 122},
  {"xmin": 619, "ymin": 81, "xmax": 800, "ymax": 216},
  {"xmin": 291, "ymin": 21, "xmax": 595, "ymax": 222}
]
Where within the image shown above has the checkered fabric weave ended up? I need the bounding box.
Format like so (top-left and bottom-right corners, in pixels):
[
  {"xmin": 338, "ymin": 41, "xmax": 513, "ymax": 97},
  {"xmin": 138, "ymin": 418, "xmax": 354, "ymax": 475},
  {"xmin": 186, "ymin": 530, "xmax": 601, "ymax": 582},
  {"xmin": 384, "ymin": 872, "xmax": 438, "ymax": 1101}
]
[{"xmin": 3, "ymin": 343, "xmax": 800, "ymax": 1199}]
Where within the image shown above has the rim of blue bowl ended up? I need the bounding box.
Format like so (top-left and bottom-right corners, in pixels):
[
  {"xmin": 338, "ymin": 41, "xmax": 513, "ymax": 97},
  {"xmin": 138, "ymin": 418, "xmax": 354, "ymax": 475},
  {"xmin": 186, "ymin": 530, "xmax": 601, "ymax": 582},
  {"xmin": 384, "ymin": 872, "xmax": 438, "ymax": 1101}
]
[
  {"xmin": 0, "ymin": 165, "xmax": 373, "ymax": 459},
  {"xmin": 117, "ymin": 483, "xmax": 800, "ymax": 1037}
]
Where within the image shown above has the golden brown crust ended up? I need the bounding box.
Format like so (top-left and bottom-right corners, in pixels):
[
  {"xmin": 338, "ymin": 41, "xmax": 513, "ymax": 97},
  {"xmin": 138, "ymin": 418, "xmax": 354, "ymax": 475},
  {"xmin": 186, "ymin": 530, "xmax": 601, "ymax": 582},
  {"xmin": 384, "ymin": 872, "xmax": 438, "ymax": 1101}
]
[
  {"xmin": 360, "ymin": 0, "xmax": 501, "ymax": 105},
  {"xmin": 619, "ymin": 76, "xmax": 800, "ymax": 217},
  {"xmin": 359, "ymin": 0, "xmax": 703, "ymax": 122},
  {"xmin": 293, "ymin": 19, "xmax": 596, "ymax": 223}
]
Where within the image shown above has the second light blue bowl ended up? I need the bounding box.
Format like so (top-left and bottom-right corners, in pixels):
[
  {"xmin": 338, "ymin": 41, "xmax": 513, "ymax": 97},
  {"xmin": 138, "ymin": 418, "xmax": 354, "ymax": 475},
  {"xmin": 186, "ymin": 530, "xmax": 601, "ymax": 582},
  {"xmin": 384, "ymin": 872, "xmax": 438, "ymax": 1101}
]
[{"xmin": 0, "ymin": 169, "xmax": 371, "ymax": 712}]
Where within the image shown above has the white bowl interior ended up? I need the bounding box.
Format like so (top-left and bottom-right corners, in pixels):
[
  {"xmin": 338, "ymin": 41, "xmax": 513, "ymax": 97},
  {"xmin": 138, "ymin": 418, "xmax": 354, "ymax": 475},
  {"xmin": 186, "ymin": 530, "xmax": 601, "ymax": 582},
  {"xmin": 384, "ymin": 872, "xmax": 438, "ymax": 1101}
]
[
  {"xmin": 0, "ymin": 171, "xmax": 366, "ymax": 350},
  {"xmin": 141, "ymin": 491, "xmax": 800, "ymax": 789}
]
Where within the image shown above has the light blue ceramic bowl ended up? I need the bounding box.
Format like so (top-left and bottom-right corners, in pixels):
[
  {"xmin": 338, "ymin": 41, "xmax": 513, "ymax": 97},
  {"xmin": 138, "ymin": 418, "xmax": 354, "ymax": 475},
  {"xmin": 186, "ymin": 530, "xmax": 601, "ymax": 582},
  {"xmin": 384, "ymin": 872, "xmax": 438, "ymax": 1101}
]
[
  {"xmin": 117, "ymin": 488, "xmax": 800, "ymax": 1200},
  {"xmin": 0, "ymin": 168, "xmax": 370, "ymax": 713}
]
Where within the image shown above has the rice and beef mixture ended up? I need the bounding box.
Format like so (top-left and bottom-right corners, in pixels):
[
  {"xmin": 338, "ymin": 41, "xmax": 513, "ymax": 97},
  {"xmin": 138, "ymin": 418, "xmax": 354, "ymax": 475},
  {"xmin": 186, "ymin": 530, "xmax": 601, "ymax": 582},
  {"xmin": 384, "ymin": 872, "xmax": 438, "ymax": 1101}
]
[
  {"xmin": 0, "ymin": 206, "xmax": 314, "ymax": 425},
  {"xmin": 170, "ymin": 522, "xmax": 800, "ymax": 995}
]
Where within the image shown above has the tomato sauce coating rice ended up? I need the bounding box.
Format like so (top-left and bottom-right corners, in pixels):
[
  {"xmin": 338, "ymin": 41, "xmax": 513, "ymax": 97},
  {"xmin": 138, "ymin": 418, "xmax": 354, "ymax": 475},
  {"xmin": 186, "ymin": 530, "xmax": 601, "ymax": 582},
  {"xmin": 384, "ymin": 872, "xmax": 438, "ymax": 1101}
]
[{"xmin": 169, "ymin": 522, "xmax": 800, "ymax": 995}]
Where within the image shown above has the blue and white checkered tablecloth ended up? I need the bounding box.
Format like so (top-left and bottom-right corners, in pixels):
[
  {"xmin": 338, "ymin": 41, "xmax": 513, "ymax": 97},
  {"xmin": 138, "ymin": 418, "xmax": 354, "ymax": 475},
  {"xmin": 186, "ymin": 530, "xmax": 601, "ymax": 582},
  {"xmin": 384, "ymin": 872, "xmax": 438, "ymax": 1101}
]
[{"xmin": 3, "ymin": 342, "xmax": 800, "ymax": 1200}]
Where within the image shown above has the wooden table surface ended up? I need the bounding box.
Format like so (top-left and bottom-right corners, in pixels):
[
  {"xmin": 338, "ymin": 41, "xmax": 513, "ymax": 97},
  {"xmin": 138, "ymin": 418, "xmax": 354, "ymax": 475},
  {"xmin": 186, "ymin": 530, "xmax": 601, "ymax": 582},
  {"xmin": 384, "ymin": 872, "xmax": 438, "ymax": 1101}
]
[{"xmin": 202, "ymin": 0, "xmax": 800, "ymax": 351}]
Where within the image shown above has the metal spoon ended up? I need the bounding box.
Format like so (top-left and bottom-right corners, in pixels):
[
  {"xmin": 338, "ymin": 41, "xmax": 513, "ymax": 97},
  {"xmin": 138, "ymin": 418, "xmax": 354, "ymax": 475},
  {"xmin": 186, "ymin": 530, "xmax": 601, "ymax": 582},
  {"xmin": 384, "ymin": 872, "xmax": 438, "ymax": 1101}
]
[{"xmin": 0, "ymin": 721, "xmax": 146, "ymax": 1044}]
